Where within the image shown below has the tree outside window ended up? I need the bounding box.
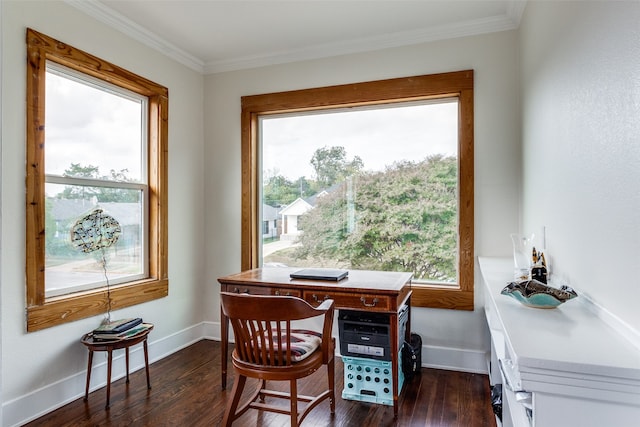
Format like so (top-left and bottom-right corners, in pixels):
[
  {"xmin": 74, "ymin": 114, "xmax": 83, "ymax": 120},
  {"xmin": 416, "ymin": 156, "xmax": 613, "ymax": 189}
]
[{"xmin": 261, "ymin": 101, "xmax": 458, "ymax": 285}]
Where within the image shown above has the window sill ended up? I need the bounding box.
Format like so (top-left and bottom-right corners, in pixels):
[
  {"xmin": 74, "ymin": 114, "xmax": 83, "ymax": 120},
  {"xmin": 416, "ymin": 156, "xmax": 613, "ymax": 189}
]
[
  {"xmin": 410, "ymin": 285, "xmax": 474, "ymax": 310},
  {"xmin": 26, "ymin": 279, "xmax": 168, "ymax": 332}
]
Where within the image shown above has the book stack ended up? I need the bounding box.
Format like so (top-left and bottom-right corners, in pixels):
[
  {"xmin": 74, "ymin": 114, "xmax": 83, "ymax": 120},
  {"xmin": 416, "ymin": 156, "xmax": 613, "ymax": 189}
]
[{"xmin": 92, "ymin": 318, "xmax": 151, "ymax": 342}]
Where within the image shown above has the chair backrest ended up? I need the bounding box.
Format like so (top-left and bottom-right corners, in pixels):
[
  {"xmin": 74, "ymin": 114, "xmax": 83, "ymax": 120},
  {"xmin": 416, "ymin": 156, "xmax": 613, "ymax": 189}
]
[{"xmin": 220, "ymin": 292, "xmax": 334, "ymax": 366}]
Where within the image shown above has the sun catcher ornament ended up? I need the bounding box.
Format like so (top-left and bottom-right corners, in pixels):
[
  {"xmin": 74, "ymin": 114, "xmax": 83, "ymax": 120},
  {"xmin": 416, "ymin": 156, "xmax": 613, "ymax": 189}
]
[
  {"xmin": 71, "ymin": 208, "xmax": 122, "ymax": 325},
  {"xmin": 71, "ymin": 209, "xmax": 121, "ymax": 253}
]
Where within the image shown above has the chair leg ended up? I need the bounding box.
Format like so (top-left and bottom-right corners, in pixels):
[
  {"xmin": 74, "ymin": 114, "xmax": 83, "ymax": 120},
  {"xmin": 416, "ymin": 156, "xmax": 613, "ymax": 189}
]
[
  {"xmin": 328, "ymin": 357, "xmax": 336, "ymax": 414},
  {"xmin": 290, "ymin": 379, "xmax": 298, "ymax": 427},
  {"xmin": 222, "ymin": 374, "xmax": 247, "ymax": 427}
]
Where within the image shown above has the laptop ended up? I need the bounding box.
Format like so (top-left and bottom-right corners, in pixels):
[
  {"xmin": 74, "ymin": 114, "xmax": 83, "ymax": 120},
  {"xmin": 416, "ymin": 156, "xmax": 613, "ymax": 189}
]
[{"xmin": 290, "ymin": 268, "xmax": 349, "ymax": 281}]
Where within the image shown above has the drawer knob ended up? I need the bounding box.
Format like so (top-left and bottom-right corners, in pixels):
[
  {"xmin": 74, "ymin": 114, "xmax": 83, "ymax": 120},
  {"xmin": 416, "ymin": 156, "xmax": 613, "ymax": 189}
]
[
  {"xmin": 275, "ymin": 290, "xmax": 292, "ymax": 296},
  {"xmin": 232, "ymin": 287, "xmax": 250, "ymax": 294},
  {"xmin": 360, "ymin": 297, "xmax": 378, "ymax": 307},
  {"xmin": 312, "ymin": 294, "xmax": 330, "ymax": 303}
]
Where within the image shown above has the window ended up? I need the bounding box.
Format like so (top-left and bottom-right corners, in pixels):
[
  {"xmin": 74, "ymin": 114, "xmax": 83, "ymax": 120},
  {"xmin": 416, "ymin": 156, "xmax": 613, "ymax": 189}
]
[
  {"xmin": 26, "ymin": 29, "xmax": 168, "ymax": 331},
  {"xmin": 44, "ymin": 63, "xmax": 148, "ymax": 297},
  {"xmin": 261, "ymin": 100, "xmax": 459, "ymax": 284},
  {"xmin": 241, "ymin": 71, "xmax": 474, "ymax": 310}
]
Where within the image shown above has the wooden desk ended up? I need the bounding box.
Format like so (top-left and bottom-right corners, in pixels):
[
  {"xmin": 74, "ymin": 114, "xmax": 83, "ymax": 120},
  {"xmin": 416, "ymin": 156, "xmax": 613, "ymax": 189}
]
[
  {"xmin": 218, "ymin": 268, "xmax": 412, "ymax": 416},
  {"xmin": 81, "ymin": 325, "xmax": 153, "ymax": 409}
]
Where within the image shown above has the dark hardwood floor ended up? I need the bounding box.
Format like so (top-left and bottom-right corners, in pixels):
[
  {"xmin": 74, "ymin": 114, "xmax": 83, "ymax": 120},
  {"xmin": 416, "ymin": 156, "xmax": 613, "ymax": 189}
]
[{"xmin": 24, "ymin": 340, "xmax": 497, "ymax": 427}]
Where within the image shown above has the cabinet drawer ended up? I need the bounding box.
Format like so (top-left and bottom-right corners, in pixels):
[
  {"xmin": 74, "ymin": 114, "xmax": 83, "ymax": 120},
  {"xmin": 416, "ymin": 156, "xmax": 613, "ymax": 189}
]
[
  {"xmin": 222, "ymin": 284, "xmax": 301, "ymax": 298},
  {"xmin": 303, "ymin": 290, "xmax": 391, "ymax": 311}
]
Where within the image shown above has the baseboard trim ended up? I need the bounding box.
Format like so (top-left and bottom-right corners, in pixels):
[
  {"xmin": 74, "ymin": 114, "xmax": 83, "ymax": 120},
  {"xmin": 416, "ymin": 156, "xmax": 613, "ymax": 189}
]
[
  {"xmin": 4, "ymin": 321, "xmax": 487, "ymax": 426},
  {"xmin": 421, "ymin": 344, "xmax": 488, "ymax": 374},
  {"xmin": 3, "ymin": 323, "xmax": 205, "ymax": 427}
]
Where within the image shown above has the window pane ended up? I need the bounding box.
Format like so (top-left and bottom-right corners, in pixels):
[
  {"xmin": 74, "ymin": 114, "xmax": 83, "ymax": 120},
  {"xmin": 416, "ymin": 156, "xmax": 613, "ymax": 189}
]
[
  {"xmin": 45, "ymin": 63, "xmax": 145, "ymax": 181},
  {"xmin": 45, "ymin": 183, "xmax": 145, "ymax": 297},
  {"xmin": 260, "ymin": 100, "xmax": 459, "ymax": 284}
]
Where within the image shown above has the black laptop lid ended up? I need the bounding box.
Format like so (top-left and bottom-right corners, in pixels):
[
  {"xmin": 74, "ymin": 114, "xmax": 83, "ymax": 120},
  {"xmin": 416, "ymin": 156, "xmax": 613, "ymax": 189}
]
[{"xmin": 290, "ymin": 268, "xmax": 349, "ymax": 281}]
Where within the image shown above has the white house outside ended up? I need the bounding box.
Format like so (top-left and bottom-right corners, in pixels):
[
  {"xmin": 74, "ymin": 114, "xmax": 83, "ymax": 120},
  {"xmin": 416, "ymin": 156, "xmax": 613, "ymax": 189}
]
[
  {"xmin": 262, "ymin": 203, "xmax": 280, "ymax": 240},
  {"xmin": 277, "ymin": 197, "xmax": 313, "ymax": 241}
]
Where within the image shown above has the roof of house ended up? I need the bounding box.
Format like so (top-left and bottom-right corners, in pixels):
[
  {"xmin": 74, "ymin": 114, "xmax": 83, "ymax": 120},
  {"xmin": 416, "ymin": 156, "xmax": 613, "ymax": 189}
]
[
  {"xmin": 263, "ymin": 204, "xmax": 280, "ymax": 221},
  {"xmin": 278, "ymin": 198, "xmax": 314, "ymax": 216},
  {"xmin": 48, "ymin": 199, "xmax": 141, "ymax": 226}
]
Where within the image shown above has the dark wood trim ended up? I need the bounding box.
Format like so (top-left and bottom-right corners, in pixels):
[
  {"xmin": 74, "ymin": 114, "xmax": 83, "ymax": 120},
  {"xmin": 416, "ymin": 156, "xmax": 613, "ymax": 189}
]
[
  {"xmin": 240, "ymin": 71, "xmax": 474, "ymax": 310},
  {"xmin": 26, "ymin": 28, "xmax": 168, "ymax": 97},
  {"xmin": 27, "ymin": 280, "xmax": 168, "ymax": 332},
  {"xmin": 25, "ymin": 28, "xmax": 169, "ymax": 331}
]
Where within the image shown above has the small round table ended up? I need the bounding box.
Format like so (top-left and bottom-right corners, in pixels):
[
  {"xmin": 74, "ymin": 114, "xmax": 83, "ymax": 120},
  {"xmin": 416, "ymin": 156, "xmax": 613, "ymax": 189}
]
[{"xmin": 81, "ymin": 324, "xmax": 153, "ymax": 409}]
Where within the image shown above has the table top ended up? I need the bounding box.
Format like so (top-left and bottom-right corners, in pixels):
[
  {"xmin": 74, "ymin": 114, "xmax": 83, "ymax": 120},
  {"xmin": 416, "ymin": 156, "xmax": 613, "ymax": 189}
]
[
  {"xmin": 81, "ymin": 324, "xmax": 153, "ymax": 350},
  {"xmin": 218, "ymin": 267, "xmax": 413, "ymax": 295},
  {"xmin": 479, "ymin": 257, "xmax": 640, "ymax": 382}
]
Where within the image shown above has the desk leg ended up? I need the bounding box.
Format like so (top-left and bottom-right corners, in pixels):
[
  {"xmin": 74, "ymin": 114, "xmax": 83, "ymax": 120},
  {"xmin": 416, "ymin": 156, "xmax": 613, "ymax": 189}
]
[
  {"xmin": 106, "ymin": 349, "xmax": 113, "ymax": 410},
  {"xmin": 221, "ymin": 305, "xmax": 229, "ymax": 389},
  {"xmin": 406, "ymin": 295, "xmax": 412, "ymax": 343},
  {"xmin": 390, "ymin": 312, "xmax": 399, "ymax": 418},
  {"xmin": 144, "ymin": 338, "xmax": 152, "ymax": 389},
  {"xmin": 391, "ymin": 294, "xmax": 411, "ymax": 418},
  {"xmin": 84, "ymin": 350, "xmax": 94, "ymax": 402}
]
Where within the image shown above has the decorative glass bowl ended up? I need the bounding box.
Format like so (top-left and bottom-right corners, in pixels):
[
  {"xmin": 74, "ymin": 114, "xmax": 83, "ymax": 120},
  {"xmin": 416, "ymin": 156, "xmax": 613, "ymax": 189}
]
[{"xmin": 501, "ymin": 279, "xmax": 578, "ymax": 309}]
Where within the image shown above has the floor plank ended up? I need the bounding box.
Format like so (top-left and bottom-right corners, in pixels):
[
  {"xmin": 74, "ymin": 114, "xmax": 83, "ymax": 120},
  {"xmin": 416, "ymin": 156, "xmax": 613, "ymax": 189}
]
[{"xmin": 24, "ymin": 340, "xmax": 497, "ymax": 427}]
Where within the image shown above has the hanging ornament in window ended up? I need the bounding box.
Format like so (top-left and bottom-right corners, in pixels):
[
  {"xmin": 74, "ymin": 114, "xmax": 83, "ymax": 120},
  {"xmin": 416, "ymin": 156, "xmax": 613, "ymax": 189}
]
[
  {"xmin": 71, "ymin": 208, "xmax": 121, "ymax": 324},
  {"xmin": 71, "ymin": 208, "xmax": 121, "ymax": 253}
]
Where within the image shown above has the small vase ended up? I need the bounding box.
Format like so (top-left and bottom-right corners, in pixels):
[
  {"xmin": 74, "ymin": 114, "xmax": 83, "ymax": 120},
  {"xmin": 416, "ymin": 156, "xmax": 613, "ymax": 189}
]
[{"xmin": 510, "ymin": 233, "xmax": 534, "ymax": 280}]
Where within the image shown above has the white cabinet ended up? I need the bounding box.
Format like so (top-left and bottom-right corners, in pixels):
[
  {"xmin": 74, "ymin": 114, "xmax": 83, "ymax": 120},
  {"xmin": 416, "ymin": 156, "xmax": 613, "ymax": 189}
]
[{"xmin": 479, "ymin": 257, "xmax": 640, "ymax": 427}]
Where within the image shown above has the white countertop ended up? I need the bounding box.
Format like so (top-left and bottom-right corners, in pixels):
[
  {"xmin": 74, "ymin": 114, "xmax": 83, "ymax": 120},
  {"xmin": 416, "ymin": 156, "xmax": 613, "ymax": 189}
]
[{"xmin": 479, "ymin": 257, "xmax": 640, "ymax": 396}]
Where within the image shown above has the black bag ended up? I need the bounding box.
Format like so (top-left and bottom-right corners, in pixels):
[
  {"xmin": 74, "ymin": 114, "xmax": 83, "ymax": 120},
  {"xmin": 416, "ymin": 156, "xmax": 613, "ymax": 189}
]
[
  {"xmin": 490, "ymin": 384, "xmax": 503, "ymax": 421},
  {"xmin": 401, "ymin": 333, "xmax": 422, "ymax": 379}
]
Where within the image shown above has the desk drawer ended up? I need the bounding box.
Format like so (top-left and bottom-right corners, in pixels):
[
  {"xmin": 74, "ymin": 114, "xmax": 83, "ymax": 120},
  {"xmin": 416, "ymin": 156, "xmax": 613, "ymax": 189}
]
[
  {"xmin": 303, "ymin": 291, "xmax": 391, "ymax": 312},
  {"xmin": 222, "ymin": 284, "xmax": 301, "ymax": 298}
]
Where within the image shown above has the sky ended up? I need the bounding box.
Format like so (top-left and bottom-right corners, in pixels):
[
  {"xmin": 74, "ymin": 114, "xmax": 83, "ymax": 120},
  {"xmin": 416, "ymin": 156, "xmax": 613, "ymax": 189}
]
[
  {"xmin": 45, "ymin": 65, "xmax": 144, "ymax": 187},
  {"xmin": 261, "ymin": 99, "xmax": 458, "ymax": 182},
  {"xmin": 45, "ymin": 66, "xmax": 458, "ymax": 193}
]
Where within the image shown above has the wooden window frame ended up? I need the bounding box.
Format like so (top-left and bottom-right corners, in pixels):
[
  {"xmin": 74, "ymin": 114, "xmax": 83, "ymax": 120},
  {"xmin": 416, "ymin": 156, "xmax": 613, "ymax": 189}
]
[
  {"xmin": 25, "ymin": 28, "xmax": 169, "ymax": 331},
  {"xmin": 241, "ymin": 70, "xmax": 474, "ymax": 310}
]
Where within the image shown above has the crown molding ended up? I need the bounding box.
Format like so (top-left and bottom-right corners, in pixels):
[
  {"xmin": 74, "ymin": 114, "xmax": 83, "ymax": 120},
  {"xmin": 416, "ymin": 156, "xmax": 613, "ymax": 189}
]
[
  {"xmin": 67, "ymin": 0, "xmax": 526, "ymax": 76},
  {"xmin": 65, "ymin": 0, "xmax": 205, "ymax": 73},
  {"xmin": 507, "ymin": 0, "xmax": 528, "ymax": 26},
  {"xmin": 205, "ymin": 13, "xmax": 520, "ymax": 74}
]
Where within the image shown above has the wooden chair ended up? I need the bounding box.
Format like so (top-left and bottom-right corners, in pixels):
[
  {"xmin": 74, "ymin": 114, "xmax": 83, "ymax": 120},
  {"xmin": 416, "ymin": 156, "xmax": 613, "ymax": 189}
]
[{"xmin": 220, "ymin": 292, "xmax": 336, "ymax": 426}]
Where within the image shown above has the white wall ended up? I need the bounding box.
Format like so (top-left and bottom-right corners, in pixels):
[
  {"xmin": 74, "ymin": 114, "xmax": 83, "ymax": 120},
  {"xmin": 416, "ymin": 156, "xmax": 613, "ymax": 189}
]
[
  {"xmin": 1, "ymin": 2, "xmax": 205, "ymax": 425},
  {"xmin": 520, "ymin": 1, "xmax": 640, "ymax": 335},
  {"xmin": 203, "ymin": 30, "xmax": 521, "ymax": 370},
  {"xmin": 0, "ymin": 0, "xmax": 4, "ymax": 424},
  {"xmin": 1, "ymin": 3, "xmax": 529, "ymax": 425},
  {"xmin": 4, "ymin": 1, "xmax": 638, "ymax": 423}
]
